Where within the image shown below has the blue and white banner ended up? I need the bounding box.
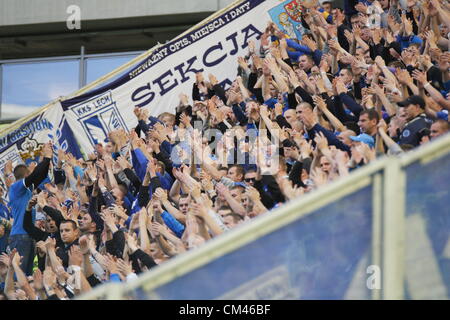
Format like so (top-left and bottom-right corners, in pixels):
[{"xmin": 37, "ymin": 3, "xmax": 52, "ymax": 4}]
[
  {"xmin": 0, "ymin": 104, "xmax": 67, "ymax": 172},
  {"xmin": 0, "ymin": 0, "xmax": 305, "ymax": 160}
]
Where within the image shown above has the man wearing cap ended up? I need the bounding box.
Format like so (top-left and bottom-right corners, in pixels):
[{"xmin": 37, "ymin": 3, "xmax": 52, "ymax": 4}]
[{"xmin": 397, "ymin": 95, "xmax": 433, "ymax": 147}]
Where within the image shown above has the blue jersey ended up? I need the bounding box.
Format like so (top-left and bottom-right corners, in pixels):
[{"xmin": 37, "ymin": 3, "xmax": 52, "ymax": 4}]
[{"xmin": 8, "ymin": 179, "xmax": 33, "ymax": 236}]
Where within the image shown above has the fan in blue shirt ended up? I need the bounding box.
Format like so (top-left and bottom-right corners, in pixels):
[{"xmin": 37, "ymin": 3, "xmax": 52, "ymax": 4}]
[{"xmin": 7, "ymin": 142, "xmax": 53, "ymax": 275}]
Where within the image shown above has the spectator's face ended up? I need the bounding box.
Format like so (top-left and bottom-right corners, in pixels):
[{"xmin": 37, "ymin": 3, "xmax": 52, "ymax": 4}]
[
  {"xmin": 398, "ymin": 108, "xmax": 408, "ymax": 127},
  {"xmin": 79, "ymin": 214, "xmax": 93, "ymax": 232},
  {"xmin": 351, "ymin": 16, "xmax": 361, "ymax": 29},
  {"xmin": 230, "ymin": 188, "xmax": 243, "ymax": 202},
  {"xmin": 430, "ymin": 122, "xmax": 447, "ymax": 139},
  {"xmin": 284, "ymin": 109, "xmax": 297, "ymax": 126},
  {"xmin": 112, "ymin": 187, "xmax": 124, "ymax": 200},
  {"xmin": 230, "ymin": 80, "xmax": 239, "ymax": 91},
  {"xmin": 355, "ymin": 48, "xmax": 364, "ymax": 61},
  {"xmin": 338, "ymin": 70, "xmax": 352, "ymax": 85},
  {"xmin": 162, "ymin": 115, "xmax": 174, "ymax": 128},
  {"xmin": 105, "ymin": 142, "xmax": 113, "ymax": 154},
  {"xmin": 301, "ymin": 168, "xmax": 309, "ymax": 182},
  {"xmin": 298, "ymin": 55, "xmax": 313, "ymax": 71},
  {"xmin": 244, "ymin": 172, "xmax": 257, "ymax": 186},
  {"xmin": 310, "ymin": 66, "xmax": 320, "ymax": 74},
  {"xmin": 219, "ymin": 168, "xmax": 228, "ymax": 178},
  {"xmin": 178, "ymin": 197, "xmax": 190, "ymax": 214},
  {"xmin": 406, "ymin": 45, "xmax": 419, "ymax": 57},
  {"xmin": 149, "ymin": 242, "xmax": 163, "ymax": 259},
  {"xmin": 223, "ymin": 215, "xmax": 238, "ymax": 229},
  {"xmin": 284, "ymin": 146, "xmax": 297, "ymax": 159},
  {"xmin": 319, "ymin": 156, "xmax": 331, "ymax": 174},
  {"xmin": 322, "ymin": 3, "xmax": 332, "ymax": 13},
  {"xmin": 270, "ymin": 84, "xmax": 278, "ymax": 97},
  {"xmin": 277, "ymin": 93, "xmax": 284, "ymax": 102},
  {"xmin": 152, "ymin": 200, "xmax": 162, "ymax": 213},
  {"xmin": 358, "ymin": 114, "xmax": 377, "ymax": 134},
  {"xmin": 60, "ymin": 222, "xmax": 78, "ymax": 244},
  {"xmin": 440, "ymin": 24, "xmax": 449, "ymax": 38},
  {"xmin": 296, "ymin": 104, "xmax": 312, "ymax": 123},
  {"xmin": 363, "ymin": 50, "xmax": 372, "ymax": 64},
  {"xmin": 35, "ymin": 220, "xmax": 46, "ymax": 231},
  {"xmin": 241, "ymin": 194, "xmax": 250, "ymax": 211},
  {"xmin": 227, "ymin": 167, "xmax": 243, "ymax": 182},
  {"xmin": 308, "ymin": 75, "xmax": 317, "ymax": 86},
  {"xmin": 218, "ymin": 209, "xmax": 232, "ymax": 219},
  {"xmin": 403, "ymin": 104, "xmax": 422, "ymax": 121},
  {"xmin": 45, "ymin": 216, "xmax": 58, "ymax": 233},
  {"xmin": 388, "ymin": 118, "xmax": 400, "ymax": 137},
  {"xmin": 379, "ymin": 0, "xmax": 389, "ymax": 9},
  {"xmin": 246, "ymin": 101, "xmax": 259, "ymax": 112},
  {"xmin": 361, "ymin": 28, "xmax": 371, "ymax": 42}
]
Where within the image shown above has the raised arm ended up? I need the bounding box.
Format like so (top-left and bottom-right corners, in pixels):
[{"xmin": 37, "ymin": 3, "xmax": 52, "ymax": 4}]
[{"xmin": 24, "ymin": 142, "xmax": 52, "ymax": 189}]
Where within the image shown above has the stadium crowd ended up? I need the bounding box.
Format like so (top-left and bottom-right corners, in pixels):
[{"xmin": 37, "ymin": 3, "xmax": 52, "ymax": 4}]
[{"xmin": 1, "ymin": 0, "xmax": 450, "ymax": 300}]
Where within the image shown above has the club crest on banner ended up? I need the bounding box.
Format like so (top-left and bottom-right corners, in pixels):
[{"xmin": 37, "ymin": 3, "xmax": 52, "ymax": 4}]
[
  {"xmin": 268, "ymin": 0, "xmax": 307, "ymax": 40},
  {"xmin": 19, "ymin": 137, "xmax": 43, "ymax": 161},
  {"xmin": 68, "ymin": 91, "xmax": 128, "ymax": 147}
]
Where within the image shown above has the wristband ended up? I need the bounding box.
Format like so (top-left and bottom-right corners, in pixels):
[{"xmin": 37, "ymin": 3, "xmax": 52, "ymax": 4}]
[{"xmin": 424, "ymin": 82, "xmax": 431, "ymax": 89}]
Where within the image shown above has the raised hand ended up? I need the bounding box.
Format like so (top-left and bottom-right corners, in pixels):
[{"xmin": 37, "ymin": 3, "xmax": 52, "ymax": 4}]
[
  {"xmin": 312, "ymin": 96, "xmax": 326, "ymax": 114},
  {"xmin": 4, "ymin": 160, "xmax": 13, "ymax": 176},
  {"xmin": 412, "ymin": 69, "xmax": 428, "ymax": 85},
  {"xmin": 344, "ymin": 29, "xmax": 354, "ymax": 45},
  {"xmin": 45, "ymin": 237, "xmax": 56, "ymax": 252},
  {"xmin": 190, "ymin": 202, "xmax": 207, "ymax": 218},
  {"xmin": 104, "ymin": 254, "xmax": 119, "ymax": 275},
  {"xmin": 310, "ymin": 167, "xmax": 328, "ymax": 187},
  {"xmin": 396, "ymin": 68, "xmax": 413, "ymax": 85},
  {"xmin": 374, "ymin": 56, "xmax": 386, "ymax": 68},
  {"xmin": 27, "ymin": 195, "xmax": 38, "ymax": 211},
  {"xmin": 100, "ymin": 209, "xmax": 116, "ymax": 228},
  {"xmin": 302, "ymin": 37, "xmax": 317, "ymax": 52},
  {"xmin": 314, "ymin": 132, "xmax": 329, "ymax": 151},
  {"xmin": 355, "ymin": 2, "xmax": 368, "ymax": 13},
  {"xmin": 117, "ymin": 259, "xmax": 133, "ymax": 277},
  {"xmin": 68, "ymin": 245, "xmax": 83, "ymax": 267},
  {"xmin": 319, "ymin": 54, "xmax": 331, "ymax": 73},
  {"xmin": 79, "ymin": 235, "xmax": 89, "ymax": 255},
  {"xmin": 334, "ymin": 77, "xmax": 348, "ymax": 95},
  {"xmin": 245, "ymin": 186, "xmax": 261, "ymax": 202},
  {"xmin": 248, "ymin": 40, "xmax": 256, "ymax": 55},
  {"xmin": 215, "ymin": 182, "xmax": 230, "ymax": 197},
  {"xmin": 153, "ymin": 188, "xmax": 168, "ymax": 202},
  {"xmin": 377, "ymin": 118, "xmax": 388, "ymax": 132},
  {"xmin": 208, "ymin": 74, "xmax": 219, "ymax": 86},
  {"xmin": 33, "ymin": 269, "xmax": 44, "ymax": 292}
]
